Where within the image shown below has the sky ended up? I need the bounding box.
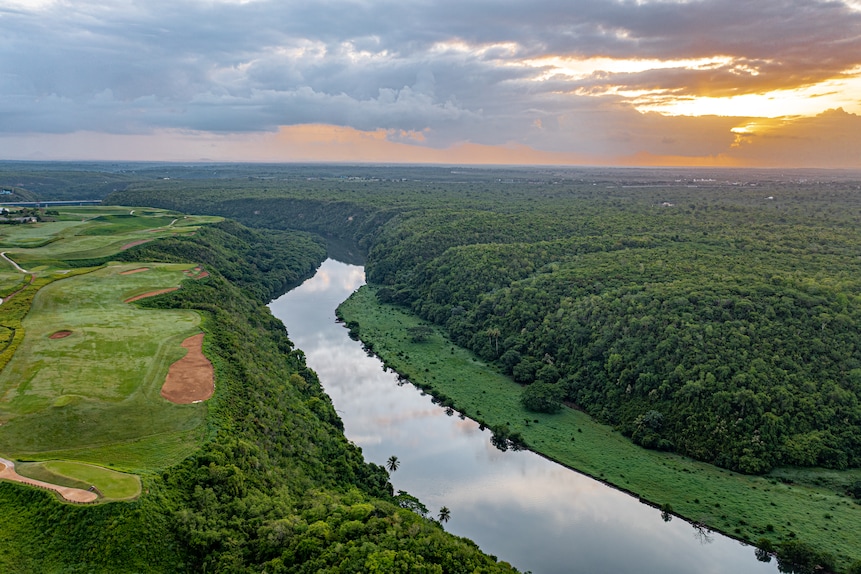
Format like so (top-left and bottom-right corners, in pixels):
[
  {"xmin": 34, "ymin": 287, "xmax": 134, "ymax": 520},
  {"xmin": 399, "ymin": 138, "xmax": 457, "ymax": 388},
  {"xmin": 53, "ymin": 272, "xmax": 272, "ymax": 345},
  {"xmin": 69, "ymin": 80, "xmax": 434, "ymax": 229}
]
[{"xmin": 1, "ymin": 0, "xmax": 861, "ymax": 167}]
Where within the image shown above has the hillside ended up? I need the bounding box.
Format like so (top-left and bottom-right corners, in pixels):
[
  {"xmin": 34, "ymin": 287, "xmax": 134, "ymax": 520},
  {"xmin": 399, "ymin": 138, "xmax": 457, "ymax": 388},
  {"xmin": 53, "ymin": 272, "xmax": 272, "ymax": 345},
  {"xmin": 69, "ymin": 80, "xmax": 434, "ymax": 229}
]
[
  {"xmin": 0, "ymin": 205, "xmax": 517, "ymax": 573},
  {"xmin": 111, "ymin": 170, "xmax": 861, "ymax": 476}
]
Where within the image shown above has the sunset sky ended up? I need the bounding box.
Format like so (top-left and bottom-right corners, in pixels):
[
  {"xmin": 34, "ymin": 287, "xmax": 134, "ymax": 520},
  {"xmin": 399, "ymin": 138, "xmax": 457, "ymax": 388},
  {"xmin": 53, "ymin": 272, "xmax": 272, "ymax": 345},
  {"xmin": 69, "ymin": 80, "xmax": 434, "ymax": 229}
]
[{"xmin": 1, "ymin": 0, "xmax": 860, "ymax": 167}]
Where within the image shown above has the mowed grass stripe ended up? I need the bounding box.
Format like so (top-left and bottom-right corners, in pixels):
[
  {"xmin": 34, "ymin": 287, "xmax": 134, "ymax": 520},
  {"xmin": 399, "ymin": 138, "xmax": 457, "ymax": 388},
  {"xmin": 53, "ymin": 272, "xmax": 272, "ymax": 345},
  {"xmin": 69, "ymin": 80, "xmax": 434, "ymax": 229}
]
[
  {"xmin": 0, "ymin": 262, "xmax": 207, "ymax": 471},
  {"xmin": 3, "ymin": 208, "xmax": 221, "ymax": 270},
  {"xmin": 15, "ymin": 460, "xmax": 141, "ymax": 500},
  {"xmin": 21, "ymin": 426, "xmax": 208, "ymax": 474}
]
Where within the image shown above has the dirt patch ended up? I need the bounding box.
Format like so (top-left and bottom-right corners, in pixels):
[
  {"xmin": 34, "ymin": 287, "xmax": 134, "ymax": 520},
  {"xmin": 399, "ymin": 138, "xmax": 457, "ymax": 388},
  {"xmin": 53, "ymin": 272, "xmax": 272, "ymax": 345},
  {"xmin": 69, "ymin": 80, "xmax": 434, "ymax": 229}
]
[
  {"xmin": 120, "ymin": 239, "xmax": 152, "ymax": 251},
  {"xmin": 183, "ymin": 266, "xmax": 209, "ymax": 280},
  {"xmin": 120, "ymin": 267, "xmax": 149, "ymax": 275},
  {"xmin": 0, "ymin": 274, "xmax": 36, "ymax": 305},
  {"xmin": 49, "ymin": 330, "xmax": 73, "ymax": 339},
  {"xmin": 0, "ymin": 458, "xmax": 98, "ymax": 503},
  {"xmin": 161, "ymin": 333, "xmax": 214, "ymax": 404},
  {"xmin": 124, "ymin": 287, "xmax": 178, "ymax": 303}
]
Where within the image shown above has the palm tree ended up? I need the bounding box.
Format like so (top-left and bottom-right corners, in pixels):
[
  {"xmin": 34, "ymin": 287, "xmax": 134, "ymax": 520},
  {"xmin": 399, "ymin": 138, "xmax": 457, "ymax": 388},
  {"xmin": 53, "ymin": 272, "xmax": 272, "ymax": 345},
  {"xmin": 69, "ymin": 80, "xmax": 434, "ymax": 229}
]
[
  {"xmin": 438, "ymin": 506, "xmax": 451, "ymax": 523},
  {"xmin": 386, "ymin": 455, "xmax": 400, "ymax": 472}
]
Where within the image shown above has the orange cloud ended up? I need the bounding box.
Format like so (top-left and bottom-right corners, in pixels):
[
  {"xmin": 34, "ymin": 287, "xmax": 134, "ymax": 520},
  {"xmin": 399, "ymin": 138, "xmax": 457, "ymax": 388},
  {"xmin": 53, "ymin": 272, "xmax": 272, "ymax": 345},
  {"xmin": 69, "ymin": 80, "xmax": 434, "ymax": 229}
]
[
  {"xmin": 264, "ymin": 124, "xmax": 602, "ymax": 165},
  {"xmin": 2, "ymin": 111, "xmax": 860, "ymax": 169},
  {"xmin": 723, "ymin": 108, "xmax": 861, "ymax": 167}
]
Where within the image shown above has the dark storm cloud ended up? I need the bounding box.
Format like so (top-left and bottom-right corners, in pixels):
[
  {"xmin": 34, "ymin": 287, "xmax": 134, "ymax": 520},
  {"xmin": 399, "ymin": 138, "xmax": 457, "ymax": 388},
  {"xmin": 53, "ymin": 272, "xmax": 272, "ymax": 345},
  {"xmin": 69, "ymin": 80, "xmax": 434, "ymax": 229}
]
[{"xmin": 1, "ymin": 0, "xmax": 860, "ymax": 145}]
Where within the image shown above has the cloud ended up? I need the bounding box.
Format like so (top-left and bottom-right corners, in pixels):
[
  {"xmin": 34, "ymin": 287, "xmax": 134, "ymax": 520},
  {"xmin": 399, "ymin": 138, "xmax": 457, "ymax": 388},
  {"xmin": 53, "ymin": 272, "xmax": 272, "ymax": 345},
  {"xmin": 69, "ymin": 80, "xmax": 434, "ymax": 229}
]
[
  {"xmin": 723, "ymin": 108, "xmax": 861, "ymax": 167},
  {"xmin": 1, "ymin": 0, "xmax": 860, "ymax": 166}
]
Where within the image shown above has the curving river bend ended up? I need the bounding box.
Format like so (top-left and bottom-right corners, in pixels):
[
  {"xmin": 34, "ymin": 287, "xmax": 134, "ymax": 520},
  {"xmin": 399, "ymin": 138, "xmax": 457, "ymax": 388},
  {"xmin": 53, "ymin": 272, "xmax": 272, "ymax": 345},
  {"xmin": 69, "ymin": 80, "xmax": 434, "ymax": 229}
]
[{"xmin": 269, "ymin": 259, "xmax": 779, "ymax": 574}]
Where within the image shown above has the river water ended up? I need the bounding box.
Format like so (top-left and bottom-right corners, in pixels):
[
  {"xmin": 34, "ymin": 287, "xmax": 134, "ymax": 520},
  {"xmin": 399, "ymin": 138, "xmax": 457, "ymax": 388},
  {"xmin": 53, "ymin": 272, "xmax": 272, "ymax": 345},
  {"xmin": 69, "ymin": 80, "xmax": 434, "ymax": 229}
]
[{"xmin": 269, "ymin": 259, "xmax": 779, "ymax": 574}]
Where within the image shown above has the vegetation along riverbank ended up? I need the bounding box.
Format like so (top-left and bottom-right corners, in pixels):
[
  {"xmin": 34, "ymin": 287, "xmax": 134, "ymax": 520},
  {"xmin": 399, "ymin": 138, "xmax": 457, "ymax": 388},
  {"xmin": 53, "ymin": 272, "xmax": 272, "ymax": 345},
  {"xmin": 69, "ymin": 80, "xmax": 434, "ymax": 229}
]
[
  {"xmin": 108, "ymin": 163, "xmax": 861, "ymax": 573},
  {"xmin": 339, "ymin": 285, "xmax": 861, "ymax": 573}
]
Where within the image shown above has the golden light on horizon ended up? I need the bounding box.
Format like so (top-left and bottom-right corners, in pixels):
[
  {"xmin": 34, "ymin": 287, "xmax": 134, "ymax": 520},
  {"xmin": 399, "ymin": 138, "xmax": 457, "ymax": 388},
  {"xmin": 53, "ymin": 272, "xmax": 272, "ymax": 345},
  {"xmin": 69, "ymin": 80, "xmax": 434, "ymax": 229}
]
[
  {"xmin": 522, "ymin": 55, "xmax": 736, "ymax": 81},
  {"xmin": 634, "ymin": 71, "xmax": 861, "ymax": 118},
  {"xmin": 530, "ymin": 53, "xmax": 861, "ymax": 120}
]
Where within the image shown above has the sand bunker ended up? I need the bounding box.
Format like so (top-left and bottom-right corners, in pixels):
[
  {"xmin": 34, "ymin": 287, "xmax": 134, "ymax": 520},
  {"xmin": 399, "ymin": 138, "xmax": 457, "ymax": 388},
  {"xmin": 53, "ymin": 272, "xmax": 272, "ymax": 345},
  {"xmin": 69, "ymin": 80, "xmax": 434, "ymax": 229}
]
[
  {"xmin": 120, "ymin": 267, "xmax": 149, "ymax": 275},
  {"xmin": 183, "ymin": 266, "xmax": 209, "ymax": 280},
  {"xmin": 0, "ymin": 458, "xmax": 98, "ymax": 503},
  {"xmin": 49, "ymin": 330, "xmax": 73, "ymax": 339},
  {"xmin": 124, "ymin": 287, "xmax": 178, "ymax": 303},
  {"xmin": 120, "ymin": 239, "xmax": 152, "ymax": 251},
  {"xmin": 161, "ymin": 333, "xmax": 214, "ymax": 404}
]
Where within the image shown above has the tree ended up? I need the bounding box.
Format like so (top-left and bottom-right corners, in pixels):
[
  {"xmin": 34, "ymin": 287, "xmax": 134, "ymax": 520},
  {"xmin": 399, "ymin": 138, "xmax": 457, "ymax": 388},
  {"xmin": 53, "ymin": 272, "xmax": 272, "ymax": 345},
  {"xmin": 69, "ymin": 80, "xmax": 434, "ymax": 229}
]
[
  {"xmin": 499, "ymin": 349, "xmax": 521, "ymax": 375},
  {"xmin": 438, "ymin": 506, "xmax": 451, "ymax": 523},
  {"xmin": 395, "ymin": 491, "xmax": 428, "ymax": 517},
  {"xmin": 486, "ymin": 328, "xmax": 500, "ymax": 356},
  {"xmin": 536, "ymin": 363, "xmax": 560, "ymax": 384},
  {"xmin": 776, "ymin": 539, "xmax": 835, "ymax": 574},
  {"xmin": 521, "ymin": 381, "xmax": 563, "ymax": 413},
  {"xmin": 386, "ymin": 455, "xmax": 400, "ymax": 472}
]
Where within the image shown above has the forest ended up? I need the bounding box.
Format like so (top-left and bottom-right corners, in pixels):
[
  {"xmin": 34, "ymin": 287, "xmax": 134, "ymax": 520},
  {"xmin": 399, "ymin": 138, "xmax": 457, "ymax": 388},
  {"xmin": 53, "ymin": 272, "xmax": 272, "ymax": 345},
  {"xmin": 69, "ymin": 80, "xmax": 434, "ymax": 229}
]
[
  {"xmin": 109, "ymin": 166, "xmax": 861, "ymax": 476},
  {"xmin": 0, "ymin": 210, "xmax": 517, "ymax": 573},
  {"xmin": 4, "ymin": 162, "xmax": 861, "ymax": 572}
]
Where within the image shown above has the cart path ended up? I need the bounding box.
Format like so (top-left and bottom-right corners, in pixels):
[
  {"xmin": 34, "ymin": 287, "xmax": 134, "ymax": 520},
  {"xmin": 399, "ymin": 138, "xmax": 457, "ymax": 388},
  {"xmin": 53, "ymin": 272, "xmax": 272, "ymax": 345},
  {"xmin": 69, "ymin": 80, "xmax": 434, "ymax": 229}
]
[
  {"xmin": 0, "ymin": 456, "xmax": 98, "ymax": 503},
  {"xmin": 0, "ymin": 252, "xmax": 29, "ymax": 274}
]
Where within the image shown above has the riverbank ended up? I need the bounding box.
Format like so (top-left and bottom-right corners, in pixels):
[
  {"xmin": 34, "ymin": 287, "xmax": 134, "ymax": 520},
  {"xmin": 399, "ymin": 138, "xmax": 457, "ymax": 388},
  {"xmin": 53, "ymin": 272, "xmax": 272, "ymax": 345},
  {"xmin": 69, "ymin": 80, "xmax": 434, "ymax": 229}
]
[{"xmin": 337, "ymin": 285, "xmax": 861, "ymax": 573}]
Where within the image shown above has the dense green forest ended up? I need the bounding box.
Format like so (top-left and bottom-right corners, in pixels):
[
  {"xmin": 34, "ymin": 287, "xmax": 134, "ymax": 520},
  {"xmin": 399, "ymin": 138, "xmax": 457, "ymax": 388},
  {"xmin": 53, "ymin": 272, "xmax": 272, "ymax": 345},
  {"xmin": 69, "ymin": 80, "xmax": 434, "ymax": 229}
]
[
  {"xmin": 6, "ymin": 162, "xmax": 861, "ymax": 571},
  {"xmin": 0, "ymin": 218, "xmax": 517, "ymax": 573},
  {"xmin": 109, "ymin": 167, "xmax": 861, "ymax": 477}
]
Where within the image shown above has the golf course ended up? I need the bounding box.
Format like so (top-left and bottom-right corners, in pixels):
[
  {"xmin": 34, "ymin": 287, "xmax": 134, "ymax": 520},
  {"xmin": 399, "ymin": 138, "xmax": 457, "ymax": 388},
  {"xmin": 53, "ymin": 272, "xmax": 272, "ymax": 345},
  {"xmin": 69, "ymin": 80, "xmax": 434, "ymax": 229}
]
[{"xmin": 0, "ymin": 206, "xmax": 221, "ymax": 501}]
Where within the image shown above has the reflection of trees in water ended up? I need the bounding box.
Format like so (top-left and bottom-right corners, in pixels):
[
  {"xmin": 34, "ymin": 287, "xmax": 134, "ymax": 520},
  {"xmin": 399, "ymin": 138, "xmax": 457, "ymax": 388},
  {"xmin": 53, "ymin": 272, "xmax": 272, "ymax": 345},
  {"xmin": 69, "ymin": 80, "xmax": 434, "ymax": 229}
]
[
  {"xmin": 755, "ymin": 547, "xmax": 772, "ymax": 563},
  {"xmin": 325, "ymin": 239, "xmax": 366, "ymax": 266},
  {"xmin": 489, "ymin": 424, "xmax": 526, "ymax": 452},
  {"xmin": 755, "ymin": 537, "xmax": 774, "ymax": 564},
  {"xmin": 692, "ymin": 522, "xmax": 714, "ymax": 545}
]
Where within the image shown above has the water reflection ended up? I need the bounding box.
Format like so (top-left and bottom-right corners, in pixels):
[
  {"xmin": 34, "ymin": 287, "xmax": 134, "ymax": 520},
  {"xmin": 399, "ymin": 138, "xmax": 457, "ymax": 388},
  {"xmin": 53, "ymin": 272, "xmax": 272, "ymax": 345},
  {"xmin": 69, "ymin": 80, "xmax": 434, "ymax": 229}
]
[{"xmin": 269, "ymin": 259, "xmax": 778, "ymax": 574}]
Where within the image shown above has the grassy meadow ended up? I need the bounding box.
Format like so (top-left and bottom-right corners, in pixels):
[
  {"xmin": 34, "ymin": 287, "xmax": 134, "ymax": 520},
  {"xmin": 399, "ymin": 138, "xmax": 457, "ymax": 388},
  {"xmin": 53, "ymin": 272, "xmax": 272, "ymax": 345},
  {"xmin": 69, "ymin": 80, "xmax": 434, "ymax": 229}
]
[{"xmin": 338, "ymin": 285, "xmax": 861, "ymax": 570}]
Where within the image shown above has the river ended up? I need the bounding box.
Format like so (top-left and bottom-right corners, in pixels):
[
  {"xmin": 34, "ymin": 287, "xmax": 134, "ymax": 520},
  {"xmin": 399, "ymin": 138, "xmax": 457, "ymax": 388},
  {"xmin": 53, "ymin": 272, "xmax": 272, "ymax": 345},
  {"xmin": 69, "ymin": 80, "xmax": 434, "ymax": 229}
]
[{"xmin": 269, "ymin": 259, "xmax": 779, "ymax": 574}]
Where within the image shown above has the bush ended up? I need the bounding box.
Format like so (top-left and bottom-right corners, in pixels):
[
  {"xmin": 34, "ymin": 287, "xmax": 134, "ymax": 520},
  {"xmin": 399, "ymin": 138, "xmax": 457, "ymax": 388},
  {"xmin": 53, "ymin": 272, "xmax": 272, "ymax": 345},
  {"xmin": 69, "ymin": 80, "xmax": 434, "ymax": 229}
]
[{"xmin": 776, "ymin": 540, "xmax": 835, "ymax": 574}]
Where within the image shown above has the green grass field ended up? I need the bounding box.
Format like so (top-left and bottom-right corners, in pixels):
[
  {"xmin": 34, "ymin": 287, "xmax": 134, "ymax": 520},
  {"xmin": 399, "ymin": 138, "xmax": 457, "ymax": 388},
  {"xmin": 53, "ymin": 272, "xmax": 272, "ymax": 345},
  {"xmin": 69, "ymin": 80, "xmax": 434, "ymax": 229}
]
[
  {"xmin": 0, "ymin": 206, "xmax": 220, "ymax": 488},
  {"xmin": 0, "ymin": 262, "xmax": 206, "ymax": 471},
  {"xmin": 15, "ymin": 460, "xmax": 141, "ymax": 500},
  {"xmin": 338, "ymin": 285, "xmax": 861, "ymax": 571},
  {"xmin": 0, "ymin": 206, "xmax": 221, "ymax": 273}
]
